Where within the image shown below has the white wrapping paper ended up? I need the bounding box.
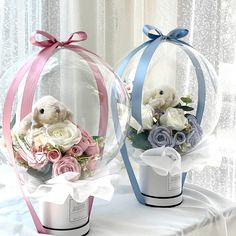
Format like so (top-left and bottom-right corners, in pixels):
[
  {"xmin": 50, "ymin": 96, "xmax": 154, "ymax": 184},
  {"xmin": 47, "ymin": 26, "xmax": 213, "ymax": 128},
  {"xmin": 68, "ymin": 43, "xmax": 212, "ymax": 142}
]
[
  {"xmin": 26, "ymin": 158, "xmax": 121, "ymax": 204},
  {"xmin": 140, "ymin": 146, "xmax": 181, "ymax": 176},
  {"xmin": 127, "ymin": 135, "xmax": 222, "ymax": 173}
]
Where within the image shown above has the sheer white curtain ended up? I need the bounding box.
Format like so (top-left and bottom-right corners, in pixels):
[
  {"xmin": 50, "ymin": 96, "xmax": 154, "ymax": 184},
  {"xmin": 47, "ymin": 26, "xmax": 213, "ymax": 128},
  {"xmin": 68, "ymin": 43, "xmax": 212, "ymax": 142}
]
[
  {"xmin": 0, "ymin": 0, "xmax": 61, "ymax": 133},
  {"xmin": 1, "ymin": 0, "xmax": 236, "ymax": 199},
  {"xmin": 176, "ymin": 0, "xmax": 236, "ymax": 200}
]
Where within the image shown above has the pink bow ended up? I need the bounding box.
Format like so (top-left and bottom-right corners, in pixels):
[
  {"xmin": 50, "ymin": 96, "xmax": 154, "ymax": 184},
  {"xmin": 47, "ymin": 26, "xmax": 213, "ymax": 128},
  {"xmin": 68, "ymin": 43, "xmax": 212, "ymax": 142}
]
[{"xmin": 30, "ymin": 30, "xmax": 87, "ymax": 48}]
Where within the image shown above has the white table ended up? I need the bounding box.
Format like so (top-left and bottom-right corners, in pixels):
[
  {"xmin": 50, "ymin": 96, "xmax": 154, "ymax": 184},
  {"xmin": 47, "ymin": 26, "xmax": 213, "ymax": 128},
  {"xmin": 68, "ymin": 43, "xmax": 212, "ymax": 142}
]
[{"xmin": 1, "ymin": 169, "xmax": 236, "ymax": 236}]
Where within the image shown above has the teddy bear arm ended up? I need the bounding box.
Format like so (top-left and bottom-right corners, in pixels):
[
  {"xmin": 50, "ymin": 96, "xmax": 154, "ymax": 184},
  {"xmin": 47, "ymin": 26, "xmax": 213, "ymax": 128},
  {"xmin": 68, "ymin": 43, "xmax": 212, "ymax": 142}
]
[
  {"xmin": 18, "ymin": 113, "xmax": 33, "ymax": 135},
  {"xmin": 149, "ymin": 97, "xmax": 165, "ymax": 109}
]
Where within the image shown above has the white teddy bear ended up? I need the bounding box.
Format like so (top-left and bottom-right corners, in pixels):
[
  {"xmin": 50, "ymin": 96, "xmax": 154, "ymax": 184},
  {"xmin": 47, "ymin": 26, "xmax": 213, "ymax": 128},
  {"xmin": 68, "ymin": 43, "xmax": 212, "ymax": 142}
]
[
  {"xmin": 143, "ymin": 85, "xmax": 179, "ymax": 111},
  {"xmin": 129, "ymin": 85, "xmax": 179, "ymax": 132},
  {"xmin": 18, "ymin": 96, "xmax": 72, "ymax": 136}
]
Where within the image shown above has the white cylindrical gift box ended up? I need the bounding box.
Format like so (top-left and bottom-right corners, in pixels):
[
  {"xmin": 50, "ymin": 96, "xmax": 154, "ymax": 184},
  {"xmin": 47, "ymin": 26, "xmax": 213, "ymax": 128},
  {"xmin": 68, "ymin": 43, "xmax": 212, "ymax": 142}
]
[
  {"xmin": 139, "ymin": 165, "xmax": 183, "ymax": 207},
  {"xmin": 39, "ymin": 196, "xmax": 90, "ymax": 236}
]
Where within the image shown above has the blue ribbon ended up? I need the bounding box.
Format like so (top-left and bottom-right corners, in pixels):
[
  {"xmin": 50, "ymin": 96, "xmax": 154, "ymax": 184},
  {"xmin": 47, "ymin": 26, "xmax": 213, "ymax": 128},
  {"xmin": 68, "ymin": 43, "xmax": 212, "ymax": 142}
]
[{"xmin": 143, "ymin": 25, "xmax": 189, "ymax": 43}]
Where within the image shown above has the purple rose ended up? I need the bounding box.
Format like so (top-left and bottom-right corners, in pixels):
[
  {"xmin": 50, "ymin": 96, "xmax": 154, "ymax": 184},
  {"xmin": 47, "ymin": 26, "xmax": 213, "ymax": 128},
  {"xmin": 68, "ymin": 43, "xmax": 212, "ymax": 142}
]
[
  {"xmin": 148, "ymin": 126, "xmax": 174, "ymax": 148},
  {"xmin": 186, "ymin": 115, "xmax": 203, "ymax": 135},
  {"xmin": 174, "ymin": 132, "xmax": 186, "ymax": 145},
  {"xmin": 186, "ymin": 115, "xmax": 203, "ymax": 147},
  {"xmin": 186, "ymin": 130, "xmax": 202, "ymax": 147}
]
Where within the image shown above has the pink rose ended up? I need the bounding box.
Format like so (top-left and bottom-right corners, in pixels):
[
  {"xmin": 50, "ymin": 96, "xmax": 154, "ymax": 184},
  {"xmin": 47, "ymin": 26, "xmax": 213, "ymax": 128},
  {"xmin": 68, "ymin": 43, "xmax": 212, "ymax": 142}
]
[
  {"xmin": 86, "ymin": 157, "xmax": 97, "ymax": 172},
  {"xmin": 77, "ymin": 137, "xmax": 90, "ymax": 151},
  {"xmin": 85, "ymin": 142, "xmax": 100, "ymax": 156},
  {"xmin": 52, "ymin": 155, "xmax": 81, "ymax": 180},
  {"xmin": 66, "ymin": 145, "xmax": 83, "ymax": 157},
  {"xmin": 81, "ymin": 129, "xmax": 93, "ymax": 143},
  {"xmin": 76, "ymin": 126, "xmax": 95, "ymax": 152},
  {"xmin": 29, "ymin": 152, "xmax": 48, "ymax": 170},
  {"xmin": 47, "ymin": 149, "xmax": 61, "ymax": 163}
]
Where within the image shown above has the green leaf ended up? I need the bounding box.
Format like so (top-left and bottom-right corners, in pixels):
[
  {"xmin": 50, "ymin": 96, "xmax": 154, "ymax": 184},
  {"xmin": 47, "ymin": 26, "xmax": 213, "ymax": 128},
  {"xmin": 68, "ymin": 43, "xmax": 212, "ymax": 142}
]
[
  {"xmin": 180, "ymin": 106, "xmax": 194, "ymax": 111},
  {"xmin": 174, "ymin": 103, "xmax": 194, "ymax": 112},
  {"xmin": 27, "ymin": 163, "xmax": 52, "ymax": 182},
  {"xmin": 174, "ymin": 103, "xmax": 182, "ymax": 109},
  {"xmin": 129, "ymin": 129, "xmax": 152, "ymax": 150},
  {"xmin": 181, "ymin": 97, "xmax": 193, "ymax": 104}
]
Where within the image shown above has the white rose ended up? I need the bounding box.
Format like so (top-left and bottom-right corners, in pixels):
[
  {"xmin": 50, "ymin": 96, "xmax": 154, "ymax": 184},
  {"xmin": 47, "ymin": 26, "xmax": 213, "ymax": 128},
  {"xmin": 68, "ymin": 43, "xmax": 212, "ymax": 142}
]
[
  {"xmin": 160, "ymin": 108, "xmax": 188, "ymax": 131},
  {"xmin": 46, "ymin": 121, "xmax": 82, "ymax": 151},
  {"xmin": 130, "ymin": 104, "xmax": 154, "ymax": 132},
  {"xmin": 142, "ymin": 104, "xmax": 154, "ymax": 129}
]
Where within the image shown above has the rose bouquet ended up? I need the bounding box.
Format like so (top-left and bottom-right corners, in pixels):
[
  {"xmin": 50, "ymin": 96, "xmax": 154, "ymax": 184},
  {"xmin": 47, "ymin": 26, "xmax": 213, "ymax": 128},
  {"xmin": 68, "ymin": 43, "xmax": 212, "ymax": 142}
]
[
  {"xmin": 12, "ymin": 120, "xmax": 103, "ymax": 182},
  {"xmin": 128, "ymin": 87, "xmax": 203, "ymax": 155}
]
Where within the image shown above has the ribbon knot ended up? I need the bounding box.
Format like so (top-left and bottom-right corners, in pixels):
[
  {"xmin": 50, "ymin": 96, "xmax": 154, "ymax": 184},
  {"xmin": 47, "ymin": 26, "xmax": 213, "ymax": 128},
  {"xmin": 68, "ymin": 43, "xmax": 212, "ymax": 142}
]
[
  {"xmin": 143, "ymin": 24, "xmax": 188, "ymax": 42},
  {"xmin": 58, "ymin": 41, "xmax": 68, "ymax": 47},
  {"xmin": 30, "ymin": 30, "xmax": 87, "ymax": 48}
]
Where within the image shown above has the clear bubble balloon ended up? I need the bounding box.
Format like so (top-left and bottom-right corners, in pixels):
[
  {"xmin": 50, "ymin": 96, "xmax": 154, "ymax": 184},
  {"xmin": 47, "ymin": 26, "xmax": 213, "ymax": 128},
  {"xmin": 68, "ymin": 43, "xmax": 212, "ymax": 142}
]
[
  {"xmin": 2, "ymin": 48, "xmax": 130, "ymax": 178},
  {"xmin": 120, "ymin": 42, "xmax": 221, "ymax": 141}
]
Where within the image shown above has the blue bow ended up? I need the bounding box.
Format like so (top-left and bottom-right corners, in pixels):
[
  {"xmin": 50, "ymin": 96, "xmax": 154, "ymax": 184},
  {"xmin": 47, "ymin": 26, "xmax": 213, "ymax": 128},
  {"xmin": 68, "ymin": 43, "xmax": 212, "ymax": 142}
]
[{"xmin": 143, "ymin": 24, "xmax": 189, "ymax": 42}]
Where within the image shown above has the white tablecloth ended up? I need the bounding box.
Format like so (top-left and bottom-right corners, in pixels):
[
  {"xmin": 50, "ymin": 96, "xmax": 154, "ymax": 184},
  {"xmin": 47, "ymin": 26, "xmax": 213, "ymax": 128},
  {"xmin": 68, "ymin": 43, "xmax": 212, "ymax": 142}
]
[{"xmin": 1, "ymin": 168, "xmax": 236, "ymax": 236}]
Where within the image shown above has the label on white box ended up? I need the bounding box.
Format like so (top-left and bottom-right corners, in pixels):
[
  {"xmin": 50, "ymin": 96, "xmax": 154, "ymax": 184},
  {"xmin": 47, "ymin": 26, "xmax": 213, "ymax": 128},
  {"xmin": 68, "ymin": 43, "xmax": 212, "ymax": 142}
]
[
  {"xmin": 168, "ymin": 173, "xmax": 181, "ymax": 191},
  {"xmin": 69, "ymin": 198, "xmax": 88, "ymax": 223}
]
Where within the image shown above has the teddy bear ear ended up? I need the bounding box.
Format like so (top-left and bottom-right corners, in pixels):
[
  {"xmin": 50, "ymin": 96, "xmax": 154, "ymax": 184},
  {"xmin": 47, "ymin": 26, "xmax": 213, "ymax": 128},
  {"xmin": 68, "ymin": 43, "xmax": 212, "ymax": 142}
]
[
  {"xmin": 66, "ymin": 110, "xmax": 73, "ymax": 121},
  {"xmin": 56, "ymin": 102, "xmax": 73, "ymax": 121},
  {"xmin": 172, "ymin": 93, "xmax": 180, "ymax": 107}
]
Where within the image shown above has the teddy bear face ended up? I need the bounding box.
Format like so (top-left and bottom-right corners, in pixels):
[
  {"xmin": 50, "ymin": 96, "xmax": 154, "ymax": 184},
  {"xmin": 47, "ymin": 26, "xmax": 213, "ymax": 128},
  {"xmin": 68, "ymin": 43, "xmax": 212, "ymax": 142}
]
[
  {"xmin": 33, "ymin": 96, "xmax": 71, "ymax": 127},
  {"xmin": 143, "ymin": 85, "xmax": 178, "ymax": 111}
]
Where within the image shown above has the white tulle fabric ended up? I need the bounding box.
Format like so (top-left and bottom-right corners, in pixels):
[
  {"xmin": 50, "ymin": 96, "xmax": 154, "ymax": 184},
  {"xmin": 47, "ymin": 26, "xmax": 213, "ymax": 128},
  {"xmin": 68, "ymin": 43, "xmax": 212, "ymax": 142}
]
[{"xmin": 24, "ymin": 159, "xmax": 121, "ymax": 204}]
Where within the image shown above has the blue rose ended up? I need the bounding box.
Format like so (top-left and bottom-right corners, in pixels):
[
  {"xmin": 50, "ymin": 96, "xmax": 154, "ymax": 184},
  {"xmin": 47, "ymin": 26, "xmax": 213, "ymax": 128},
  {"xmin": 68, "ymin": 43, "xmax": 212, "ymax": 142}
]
[
  {"xmin": 174, "ymin": 131, "xmax": 186, "ymax": 145},
  {"xmin": 186, "ymin": 114, "xmax": 203, "ymax": 147},
  {"xmin": 148, "ymin": 126, "xmax": 175, "ymax": 148}
]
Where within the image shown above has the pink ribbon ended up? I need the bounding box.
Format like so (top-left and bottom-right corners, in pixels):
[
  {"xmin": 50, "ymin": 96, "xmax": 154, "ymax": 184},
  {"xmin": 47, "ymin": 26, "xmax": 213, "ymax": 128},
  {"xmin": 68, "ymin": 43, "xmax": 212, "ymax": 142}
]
[
  {"xmin": 30, "ymin": 30, "xmax": 87, "ymax": 48},
  {"xmin": 2, "ymin": 30, "xmax": 109, "ymax": 234}
]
